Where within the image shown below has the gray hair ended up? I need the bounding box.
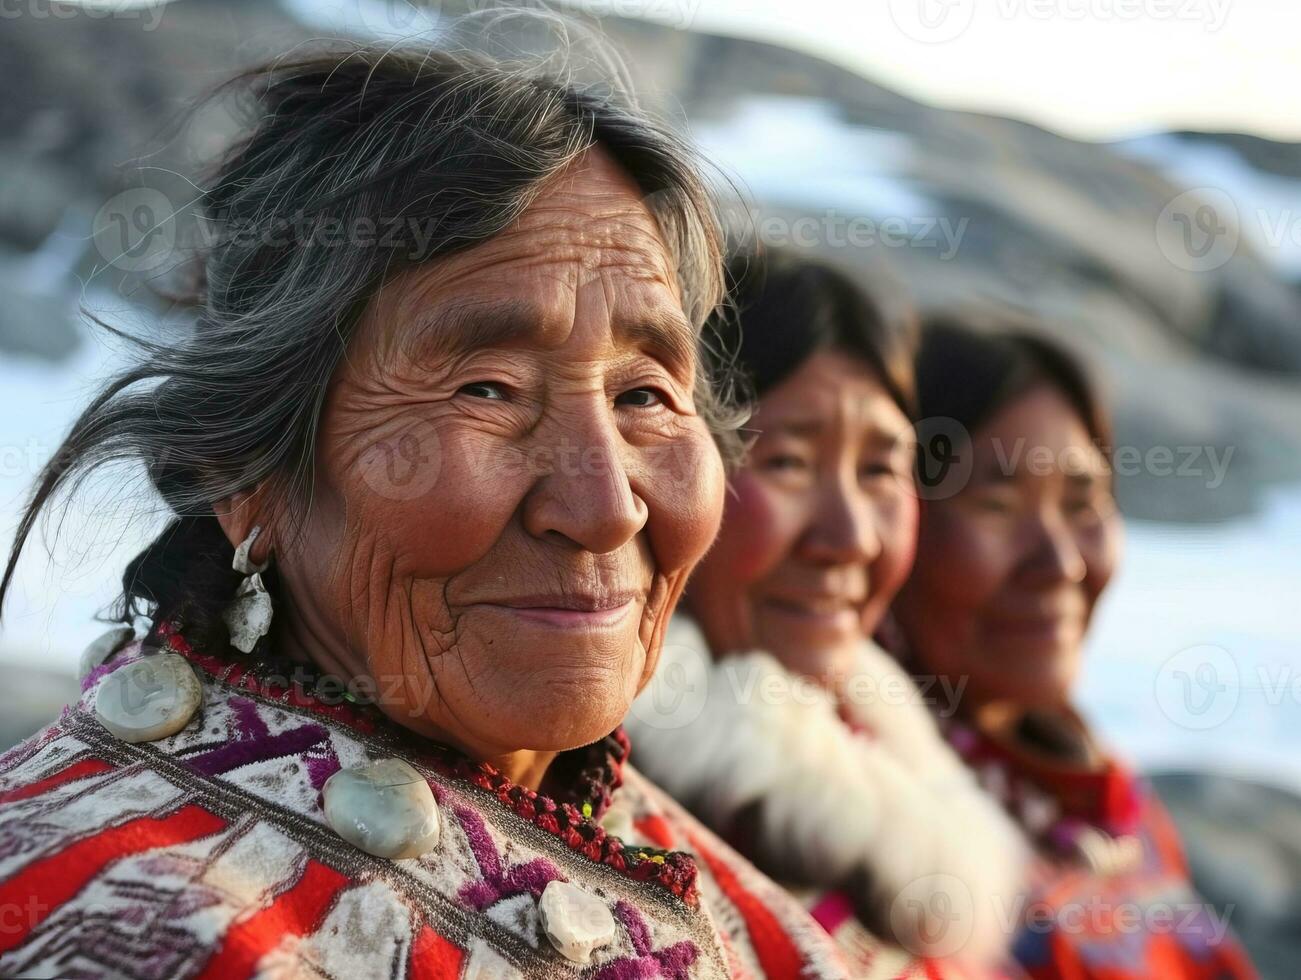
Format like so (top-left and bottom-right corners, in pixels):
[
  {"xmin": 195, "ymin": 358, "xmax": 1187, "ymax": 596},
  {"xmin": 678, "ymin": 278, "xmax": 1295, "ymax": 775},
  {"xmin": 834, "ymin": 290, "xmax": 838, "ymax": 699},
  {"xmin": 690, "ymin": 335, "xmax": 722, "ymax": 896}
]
[{"xmin": 1, "ymin": 38, "xmax": 742, "ymax": 653}]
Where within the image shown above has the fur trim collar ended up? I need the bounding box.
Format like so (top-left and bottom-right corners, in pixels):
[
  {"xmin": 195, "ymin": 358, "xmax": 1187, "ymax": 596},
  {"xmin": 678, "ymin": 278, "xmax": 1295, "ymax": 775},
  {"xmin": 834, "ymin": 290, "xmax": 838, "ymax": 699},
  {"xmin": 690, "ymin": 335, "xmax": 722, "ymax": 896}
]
[{"xmin": 626, "ymin": 615, "xmax": 1030, "ymax": 966}]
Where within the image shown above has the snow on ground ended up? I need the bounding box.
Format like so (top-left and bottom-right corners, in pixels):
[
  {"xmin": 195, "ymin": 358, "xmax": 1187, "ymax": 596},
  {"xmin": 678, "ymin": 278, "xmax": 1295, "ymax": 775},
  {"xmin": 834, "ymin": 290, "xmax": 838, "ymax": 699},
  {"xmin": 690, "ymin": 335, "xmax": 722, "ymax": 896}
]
[
  {"xmin": 691, "ymin": 96, "xmax": 937, "ymax": 230},
  {"xmin": 0, "ymin": 297, "xmax": 164, "ymax": 669},
  {"xmin": 1117, "ymin": 133, "xmax": 1301, "ymax": 280},
  {"xmin": 1079, "ymin": 484, "xmax": 1301, "ymax": 793}
]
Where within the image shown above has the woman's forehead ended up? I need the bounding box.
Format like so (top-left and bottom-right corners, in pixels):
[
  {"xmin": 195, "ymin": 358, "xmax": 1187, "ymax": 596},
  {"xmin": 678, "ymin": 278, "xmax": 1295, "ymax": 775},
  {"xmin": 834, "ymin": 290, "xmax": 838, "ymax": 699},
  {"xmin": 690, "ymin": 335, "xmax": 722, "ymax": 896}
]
[
  {"xmin": 377, "ymin": 154, "xmax": 680, "ymax": 312},
  {"xmin": 753, "ymin": 351, "xmax": 910, "ymax": 436},
  {"xmin": 475, "ymin": 147, "xmax": 676, "ymax": 284},
  {"xmin": 358, "ymin": 258, "xmax": 695, "ymax": 379}
]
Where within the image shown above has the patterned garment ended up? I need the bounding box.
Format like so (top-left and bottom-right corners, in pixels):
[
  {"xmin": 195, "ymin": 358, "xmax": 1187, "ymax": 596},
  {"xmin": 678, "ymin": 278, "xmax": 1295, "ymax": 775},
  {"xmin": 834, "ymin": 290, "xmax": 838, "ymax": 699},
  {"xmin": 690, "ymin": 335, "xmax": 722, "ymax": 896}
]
[
  {"xmin": 0, "ymin": 626, "xmax": 852, "ymax": 980},
  {"xmin": 942, "ymin": 714, "xmax": 1259, "ymax": 980}
]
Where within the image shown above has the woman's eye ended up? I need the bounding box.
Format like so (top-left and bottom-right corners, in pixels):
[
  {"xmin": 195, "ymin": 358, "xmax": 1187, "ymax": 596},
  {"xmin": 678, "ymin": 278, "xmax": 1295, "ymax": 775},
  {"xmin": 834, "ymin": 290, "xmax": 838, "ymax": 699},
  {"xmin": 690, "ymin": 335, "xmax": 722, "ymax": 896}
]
[
  {"xmin": 458, "ymin": 382, "xmax": 507, "ymax": 401},
  {"xmin": 974, "ymin": 490, "xmax": 1018, "ymax": 514},
  {"xmin": 1065, "ymin": 494, "xmax": 1110, "ymax": 522},
  {"xmin": 859, "ymin": 461, "xmax": 897, "ymax": 480},
  {"xmin": 616, "ymin": 387, "xmax": 663, "ymax": 408},
  {"xmin": 761, "ymin": 454, "xmax": 808, "ymax": 472}
]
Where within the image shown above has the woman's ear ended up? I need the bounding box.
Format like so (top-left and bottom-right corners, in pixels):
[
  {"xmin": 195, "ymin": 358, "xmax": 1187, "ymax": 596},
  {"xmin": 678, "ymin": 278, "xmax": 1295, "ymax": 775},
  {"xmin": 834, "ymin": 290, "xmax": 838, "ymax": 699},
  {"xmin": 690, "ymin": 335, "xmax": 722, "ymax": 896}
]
[{"xmin": 211, "ymin": 484, "xmax": 274, "ymax": 566}]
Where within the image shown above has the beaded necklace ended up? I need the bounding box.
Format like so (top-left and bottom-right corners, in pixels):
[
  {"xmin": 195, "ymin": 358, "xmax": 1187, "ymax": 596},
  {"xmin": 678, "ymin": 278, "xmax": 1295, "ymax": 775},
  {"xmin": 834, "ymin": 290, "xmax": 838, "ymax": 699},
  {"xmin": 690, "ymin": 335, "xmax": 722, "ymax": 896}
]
[
  {"xmin": 152, "ymin": 617, "xmax": 700, "ymax": 904},
  {"xmin": 943, "ymin": 708, "xmax": 1145, "ymax": 877}
]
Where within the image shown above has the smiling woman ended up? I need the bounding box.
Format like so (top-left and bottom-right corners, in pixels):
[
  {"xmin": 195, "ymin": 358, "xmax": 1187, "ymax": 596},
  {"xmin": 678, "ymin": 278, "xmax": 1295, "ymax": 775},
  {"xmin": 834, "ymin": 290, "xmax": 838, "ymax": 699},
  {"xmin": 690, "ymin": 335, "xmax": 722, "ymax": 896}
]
[
  {"xmin": 891, "ymin": 318, "xmax": 1258, "ymax": 980},
  {"xmin": 627, "ymin": 251, "xmax": 1030, "ymax": 976},
  {"xmin": 0, "ymin": 41, "xmax": 853, "ymax": 978}
]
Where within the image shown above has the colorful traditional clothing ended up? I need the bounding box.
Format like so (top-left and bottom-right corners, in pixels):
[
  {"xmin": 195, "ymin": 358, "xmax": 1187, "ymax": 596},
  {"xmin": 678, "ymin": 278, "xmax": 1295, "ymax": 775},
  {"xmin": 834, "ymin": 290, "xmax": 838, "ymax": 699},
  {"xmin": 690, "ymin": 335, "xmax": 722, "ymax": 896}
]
[
  {"xmin": 0, "ymin": 623, "xmax": 854, "ymax": 979},
  {"xmin": 939, "ymin": 702, "xmax": 1259, "ymax": 980},
  {"xmin": 625, "ymin": 616, "xmax": 1031, "ymax": 978}
]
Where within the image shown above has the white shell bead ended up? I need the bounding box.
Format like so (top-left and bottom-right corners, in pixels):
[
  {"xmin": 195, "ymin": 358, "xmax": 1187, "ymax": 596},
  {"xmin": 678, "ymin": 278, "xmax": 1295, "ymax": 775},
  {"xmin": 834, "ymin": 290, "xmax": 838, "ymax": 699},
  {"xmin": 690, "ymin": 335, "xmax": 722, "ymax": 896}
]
[
  {"xmin": 538, "ymin": 879, "xmax": 616, "ymax": 964},
  {"xmin": 322, "ymin": 758, "xmax": 441, "ymax": 859},
  {"xmin": 94, "ymin": 653, "xmax": 203, "ymax": 743}
]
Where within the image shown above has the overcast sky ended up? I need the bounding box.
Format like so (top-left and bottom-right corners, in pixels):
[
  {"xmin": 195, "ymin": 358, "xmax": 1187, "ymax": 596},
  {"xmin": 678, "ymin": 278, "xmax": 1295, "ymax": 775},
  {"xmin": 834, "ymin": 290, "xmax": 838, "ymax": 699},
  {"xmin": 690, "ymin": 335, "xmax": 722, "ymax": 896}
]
[{"xmin": 565, "ymin": 0, "xmax": 1300, "ymax": 141}]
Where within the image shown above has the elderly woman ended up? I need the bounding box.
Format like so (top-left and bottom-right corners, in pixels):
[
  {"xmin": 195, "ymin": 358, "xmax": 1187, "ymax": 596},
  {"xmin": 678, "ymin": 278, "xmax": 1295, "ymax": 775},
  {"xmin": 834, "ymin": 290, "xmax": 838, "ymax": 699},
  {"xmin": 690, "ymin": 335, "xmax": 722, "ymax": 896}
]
[
  {"xmin": 626, "ymin": 253, "xmax": 1029, "ymax": 978},
  {"xmin": 890, "ymin": 320, "xmax": 1257, "ymax": 979},
  {"xmin": 0, "ymin": 48, "xmax": 852, "ymax": 978}
]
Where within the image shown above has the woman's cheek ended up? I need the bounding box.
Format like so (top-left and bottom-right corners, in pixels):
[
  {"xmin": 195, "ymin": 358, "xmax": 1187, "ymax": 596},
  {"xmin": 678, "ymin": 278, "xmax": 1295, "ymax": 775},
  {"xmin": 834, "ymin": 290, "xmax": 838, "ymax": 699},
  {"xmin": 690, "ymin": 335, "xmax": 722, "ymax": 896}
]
[
  {"xmin": 874, "ymin": 491, "xmax": 920, "ymax": 600},
  {"xmin": 636, "ymin": 430, "xmax": 727, "ymax": 574},
  {"xmin": 713, "ymin": 469, "xmax": 796, "ymax": 583},
  {"xmin": 356, "ymin": 429, "xmax": 529, "ymax": 576},
  {"xmin": 918, "ymin": 503, "xmax": 1002, "ymax": 609},
  {"xmin": 1081, "ymin": 511, "xmax": 1124, "ymax": 611}
]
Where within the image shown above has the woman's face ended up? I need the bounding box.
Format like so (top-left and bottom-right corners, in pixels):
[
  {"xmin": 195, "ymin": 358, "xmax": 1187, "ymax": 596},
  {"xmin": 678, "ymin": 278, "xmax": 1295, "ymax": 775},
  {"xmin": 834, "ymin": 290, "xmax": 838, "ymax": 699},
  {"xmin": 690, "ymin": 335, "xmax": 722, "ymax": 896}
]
[
  {"xmin": 252, "ymin": 149, "xmax": 725, "ymax": 765},
  {"xmin": 686, "ymin": 349, "xmax": 917, "ymax": 686},
  {"xmin": 894, "ymin": 384, "xmax": 1123, "ymax": 710}
]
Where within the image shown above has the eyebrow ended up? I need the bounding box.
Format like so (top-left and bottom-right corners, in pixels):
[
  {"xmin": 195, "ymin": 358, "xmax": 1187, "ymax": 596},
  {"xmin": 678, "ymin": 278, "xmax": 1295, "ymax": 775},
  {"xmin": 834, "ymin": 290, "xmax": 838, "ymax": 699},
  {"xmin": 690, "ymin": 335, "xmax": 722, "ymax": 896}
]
[
  {"xmin": 402, "ymin": 299, "xmax": 697, "ymax": 379},
  {"xmin": 403, "ymin": 299, "xmax": 542, "ymax": 364},
  {"xmin": 618, "ymin": 308, "xmax": 698, "ymax": 382}
]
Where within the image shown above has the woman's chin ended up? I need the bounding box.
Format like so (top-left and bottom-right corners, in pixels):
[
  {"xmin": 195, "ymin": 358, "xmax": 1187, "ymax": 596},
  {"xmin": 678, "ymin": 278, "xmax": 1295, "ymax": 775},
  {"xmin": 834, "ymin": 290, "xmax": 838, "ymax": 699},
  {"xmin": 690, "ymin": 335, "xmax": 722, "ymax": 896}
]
[
  {"xmin": 476, "ymin": 666, "xmax": 638, "ymax": 753},
  {"xmin": 501, "ymin": 698, "xmax": 630, "ymax": 753},
  {"xmin": 766, "ymin": 638, "xmax": 859, "ymax": 689}
]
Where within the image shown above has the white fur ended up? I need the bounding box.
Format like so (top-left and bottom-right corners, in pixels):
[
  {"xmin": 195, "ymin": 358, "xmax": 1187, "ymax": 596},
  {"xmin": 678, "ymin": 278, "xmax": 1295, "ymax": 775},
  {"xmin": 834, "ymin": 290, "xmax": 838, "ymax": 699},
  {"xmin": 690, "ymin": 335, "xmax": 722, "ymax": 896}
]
[{"xmin": 626, "ymin": 615, "xmax": 1030, "ymax": 966}]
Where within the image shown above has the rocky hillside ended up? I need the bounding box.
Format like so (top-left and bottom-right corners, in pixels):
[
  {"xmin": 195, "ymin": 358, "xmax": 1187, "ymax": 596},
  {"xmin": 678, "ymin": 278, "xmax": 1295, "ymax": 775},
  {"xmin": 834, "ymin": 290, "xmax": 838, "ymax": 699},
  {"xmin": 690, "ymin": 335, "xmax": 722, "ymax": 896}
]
[{"xmin": 1, "ymin": 0, "xmax": 1299, "ymax": 526}]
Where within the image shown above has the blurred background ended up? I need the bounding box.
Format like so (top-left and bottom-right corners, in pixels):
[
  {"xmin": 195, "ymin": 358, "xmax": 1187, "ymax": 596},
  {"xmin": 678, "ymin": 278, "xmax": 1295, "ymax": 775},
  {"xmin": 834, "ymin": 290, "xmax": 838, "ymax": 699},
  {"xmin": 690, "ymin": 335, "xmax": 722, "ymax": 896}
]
[{"xmin": 0, "ymin": 0, "xmax": 1298, "ymax": 973}]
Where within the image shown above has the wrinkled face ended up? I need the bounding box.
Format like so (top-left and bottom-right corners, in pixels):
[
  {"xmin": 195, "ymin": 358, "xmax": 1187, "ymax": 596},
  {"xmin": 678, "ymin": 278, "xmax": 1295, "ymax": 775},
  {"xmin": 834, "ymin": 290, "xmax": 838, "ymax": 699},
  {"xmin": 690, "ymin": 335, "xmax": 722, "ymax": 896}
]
[
  {"xmin": 274, "ymin": 149, "xmax": 725, "ymax": 761},
  {"xmin": 894, "ymin": 385, "xmax": 1123, "ymax": 710},
  {"xmin": 686, "ymin": 349, "xmax": 917, "ymax": 686}
]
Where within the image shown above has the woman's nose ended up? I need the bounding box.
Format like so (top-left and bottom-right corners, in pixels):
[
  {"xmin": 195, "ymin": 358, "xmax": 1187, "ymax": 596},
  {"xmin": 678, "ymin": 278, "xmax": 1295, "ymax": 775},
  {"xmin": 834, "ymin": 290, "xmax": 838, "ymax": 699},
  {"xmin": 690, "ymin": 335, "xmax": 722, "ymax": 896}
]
[
  {"xmin": 802, "ymin": 479, "xmax": 882, "ymax": 566},
  {"xmin": 1022, "ymin": 513, "xmax": 1088, "ymax": 587},
  {"xmin": 520, "ymin": 408, "xmax": 648, "ymax": 554}
]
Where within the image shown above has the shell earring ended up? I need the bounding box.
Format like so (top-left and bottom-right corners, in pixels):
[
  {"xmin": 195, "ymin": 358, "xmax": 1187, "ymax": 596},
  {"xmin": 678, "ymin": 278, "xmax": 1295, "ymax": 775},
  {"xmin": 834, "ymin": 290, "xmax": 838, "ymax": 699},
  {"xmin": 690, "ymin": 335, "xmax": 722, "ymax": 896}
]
[{"xmin": 222, "ymin": 525, "xmax": 273, "ymax": 654}]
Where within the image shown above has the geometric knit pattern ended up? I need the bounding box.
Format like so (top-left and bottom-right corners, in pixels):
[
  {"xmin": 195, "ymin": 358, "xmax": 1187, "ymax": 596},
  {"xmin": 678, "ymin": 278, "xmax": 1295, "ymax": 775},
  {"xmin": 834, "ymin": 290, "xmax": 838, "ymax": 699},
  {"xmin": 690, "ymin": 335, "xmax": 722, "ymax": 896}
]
[{"xmin": 0, "ymin": 633, "xmax": 853, "ymax": 980}]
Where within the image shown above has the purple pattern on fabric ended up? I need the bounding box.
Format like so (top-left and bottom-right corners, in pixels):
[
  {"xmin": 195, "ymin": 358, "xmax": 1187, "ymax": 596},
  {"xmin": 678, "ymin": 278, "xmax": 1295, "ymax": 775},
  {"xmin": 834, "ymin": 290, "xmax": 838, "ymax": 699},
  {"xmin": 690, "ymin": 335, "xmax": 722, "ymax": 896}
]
[
  {"xmin": 228, "ymin": 696, "xmax": 271, "ymax": 740},
  {"xmin": 186, "ymin": 723, "xmax": 329, "ymax": 777},
  {"xmin": 80, "ymin": 642, "xmax": 143, "ymax": 694},
  {"xmin": 453, "ymin": 805, "xmax": 562, "ymax": 910},
  {"xmin": 304, "ymin": 751, "xmax": 341, "ymax": 791},
  {"xmin": 591, "ymin": 901, "xmax": 699, "ymax": 980},
  {"xmin": 81, "ymin": 659, "xmax": 119, "ymax": 694}
]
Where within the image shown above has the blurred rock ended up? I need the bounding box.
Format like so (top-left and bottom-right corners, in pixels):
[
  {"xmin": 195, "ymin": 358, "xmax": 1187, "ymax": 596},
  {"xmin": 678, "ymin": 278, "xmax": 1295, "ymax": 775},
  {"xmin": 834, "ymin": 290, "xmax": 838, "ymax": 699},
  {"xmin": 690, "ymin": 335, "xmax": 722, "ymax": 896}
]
[
  {"xmin": 0, "ymin": 662, "xmax": 79, "ymax": 753},
  {"xmin": 1150, "ymin": 771, "xmax": 1301, "ymax": 980}
]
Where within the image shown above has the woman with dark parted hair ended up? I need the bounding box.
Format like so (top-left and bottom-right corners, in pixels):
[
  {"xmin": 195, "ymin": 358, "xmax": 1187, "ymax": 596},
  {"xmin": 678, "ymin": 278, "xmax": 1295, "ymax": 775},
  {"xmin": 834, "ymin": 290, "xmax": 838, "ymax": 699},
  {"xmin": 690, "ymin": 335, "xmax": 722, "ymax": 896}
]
[
  {"xmin": 626, "ymin": 250, "xmax": 1030, "ymax": 978},
  {"xmin": 890, "ymin": 318, "xmax": 1258, "ymax": 979},
  {"xmin": 0, "ymin": 44, "xmax": 856, "ymax": 978}
]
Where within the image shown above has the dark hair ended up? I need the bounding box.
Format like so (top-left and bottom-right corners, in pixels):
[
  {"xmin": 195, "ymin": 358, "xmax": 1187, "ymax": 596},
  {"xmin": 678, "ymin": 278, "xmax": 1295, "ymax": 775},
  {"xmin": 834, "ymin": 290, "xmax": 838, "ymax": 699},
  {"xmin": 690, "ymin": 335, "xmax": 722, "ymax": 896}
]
[
  {"xmin": 712, "ymin": 249, "xmax": 917, "ymax": 419},
  {"xmin": 0, "ymin": 40, "xmax": 740, "ymax": 656},
  {"xmin": 914, "ymin": 314, "xmax": 1112, "ymax": 457}
]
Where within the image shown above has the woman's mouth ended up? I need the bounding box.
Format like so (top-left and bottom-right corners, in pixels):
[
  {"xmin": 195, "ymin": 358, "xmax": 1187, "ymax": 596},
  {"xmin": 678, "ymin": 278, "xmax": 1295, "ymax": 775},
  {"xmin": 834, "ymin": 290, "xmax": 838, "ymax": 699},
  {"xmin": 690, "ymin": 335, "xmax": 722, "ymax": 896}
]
[
  {"xmin": 984, "ymin": 614, "xmax": 1080, "ymax": 641},
  {"xmin": 761, "ymin": 594, "xmax": 862, "ymax": 630},
  {"xmin": 478, "ymin": 593, "xmax": 639, "ymax": 629}
]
